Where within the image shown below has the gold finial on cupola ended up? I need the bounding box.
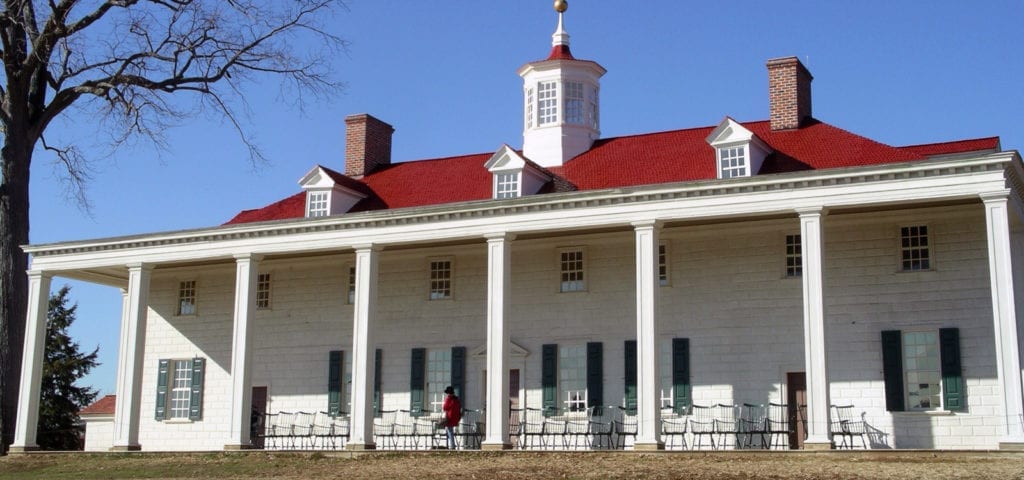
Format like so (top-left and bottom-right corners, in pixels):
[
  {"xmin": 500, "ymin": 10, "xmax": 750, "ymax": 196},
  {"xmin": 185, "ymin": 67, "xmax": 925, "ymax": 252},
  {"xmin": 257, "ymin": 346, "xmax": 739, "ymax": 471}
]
[{"xmin": 554, "ymin": 0, "xmax": 568, "ymax": 14}]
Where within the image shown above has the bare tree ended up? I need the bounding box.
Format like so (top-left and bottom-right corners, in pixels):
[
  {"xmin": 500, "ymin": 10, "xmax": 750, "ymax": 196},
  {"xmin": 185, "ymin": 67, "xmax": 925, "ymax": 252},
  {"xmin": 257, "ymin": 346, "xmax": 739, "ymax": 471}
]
[{"xmin": 0, "ymin": 0, "xmax": 345, "ymax": 452}]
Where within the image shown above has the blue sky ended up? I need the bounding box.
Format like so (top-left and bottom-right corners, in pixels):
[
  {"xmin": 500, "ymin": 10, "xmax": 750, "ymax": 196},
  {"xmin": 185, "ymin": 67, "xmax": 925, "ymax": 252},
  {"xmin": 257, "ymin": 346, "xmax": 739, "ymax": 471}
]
[{"xmin": 28, "ymin": 1, "xmax": 1024, "ymax": 396}]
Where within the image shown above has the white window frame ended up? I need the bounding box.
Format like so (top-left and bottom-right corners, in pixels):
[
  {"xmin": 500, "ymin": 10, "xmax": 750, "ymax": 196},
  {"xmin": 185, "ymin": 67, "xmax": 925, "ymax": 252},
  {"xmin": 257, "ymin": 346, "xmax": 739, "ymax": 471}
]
[
  {"xmin": 346, "ymin": 265, "xmax": 356, "ymax": 305},
  {"xmin": 307, "ymin": 190, "xmax": 330, "ymax": 218},
  {"xmin": 428, "ymin": 257, "xmax": 454, "ymax": 301},
  {"xmin": 525, "ymin": 87, "xmax": 534, "ymax": 130},
  {"xmin": 902, "ymin": 330, "xmax": 942, "ymax": 411},
  {"xmin": 177, "ymin": 280, "xmax": 197, "ymax": 316},
  {"xmin": 168, "ymin": 359, "xmax": 194, "ymax": 420},
  {"xmin": 564, "ymin": 81, "xmax": 584, "ymax": 125},
  {"xmin": 899, "ymin": 225, "xmax": 932, "ymax": 271},
  {"xmin": 256, "ymin": 273, "xmax": 272, "ymax": 310},
  {"xmin": 494, "ymin": 171, "xmax": 521, "ymax": 199},
  {"xmin": 785, "ymin": 234, "xmax": 802, "ymax": 278},
  {"xmin": 586, "ymin": 85, "xmax": 599, "ymax": 130},
  {"xmin": 559, "ymin": 344, "xmax": 588, "ymax": 413},
  {"xmin": 426, "ymin": 348, "xmax": 452, "ymax": 413},
  {"xmin": 717, "ymin": 145, "xmax": 748, "ymax": 179},
  {"xmin": 658, "ymin": 241, "xmax": 670, "ymax": 287},
  {"xmin": 537, "ymin": 81, "xmax": 558, "ymax": 126},
  {"xmin": 558, "ymin": 247, "xmax": 586, "ymax": 293}
]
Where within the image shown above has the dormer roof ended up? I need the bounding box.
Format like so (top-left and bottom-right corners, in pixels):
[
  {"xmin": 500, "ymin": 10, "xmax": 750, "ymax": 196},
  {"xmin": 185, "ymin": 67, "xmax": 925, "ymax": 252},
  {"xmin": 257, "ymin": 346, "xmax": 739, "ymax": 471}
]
[{"xmin": 706, "ymin": 117, "xmax": 771, "ymax": 152}]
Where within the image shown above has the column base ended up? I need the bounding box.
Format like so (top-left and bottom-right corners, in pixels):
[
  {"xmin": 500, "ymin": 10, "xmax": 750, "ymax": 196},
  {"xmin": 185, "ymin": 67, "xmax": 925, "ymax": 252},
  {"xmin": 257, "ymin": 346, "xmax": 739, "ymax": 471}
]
[
  {"xmin": 345, "ymin": 442, "xmax": 377, "ymax": 451},
  {"xmin": 633, "ymin": 442, "xmax": 665, "ymax": 451},
  {"xmin": 224, "ymin": 444, "xmax": 255, "ymax": 451},
  {"xmin": 7, "ymin": 445, "xmax": 40, "ymax": 454},
  {"xmin": 481, "ymin": 442, "xmax": 513, "ymax": 451},
  {"xmin": 802, "ymin": 441, "xmax": 834, "ymax": 451},
  {"xmin": 109, "ymin": 445, "xmax": 142, "ymax": 452},
  {"xmin": 999, "ymin": 442, "xmax": 1024, "ymax": 451}
]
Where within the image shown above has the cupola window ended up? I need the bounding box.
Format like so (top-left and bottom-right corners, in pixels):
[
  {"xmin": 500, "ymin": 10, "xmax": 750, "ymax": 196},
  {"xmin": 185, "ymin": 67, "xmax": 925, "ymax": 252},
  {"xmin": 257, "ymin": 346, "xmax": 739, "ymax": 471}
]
[
  {"xmin": 537, "ymin": 81, "xmax": 558, "ymax": 125},
  {"xmin": 564, "ymin": 82, "xmax": 584, "ymax": 125}
]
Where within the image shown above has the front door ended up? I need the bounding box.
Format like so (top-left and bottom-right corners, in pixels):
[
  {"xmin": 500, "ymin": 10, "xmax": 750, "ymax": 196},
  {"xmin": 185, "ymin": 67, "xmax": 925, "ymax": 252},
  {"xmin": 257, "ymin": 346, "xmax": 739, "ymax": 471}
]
[
  {"xmin": 251, "ymin": 386, "xmax": 268, "ymax": 449},
  {"xmin": 786, "ymin": 372, "xmax": 806, "ymax": 449}
]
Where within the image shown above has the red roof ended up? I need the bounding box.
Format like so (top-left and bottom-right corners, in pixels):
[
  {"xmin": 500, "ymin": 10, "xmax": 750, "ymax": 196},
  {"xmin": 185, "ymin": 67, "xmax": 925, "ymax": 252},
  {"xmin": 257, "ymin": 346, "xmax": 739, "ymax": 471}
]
[
  {"xmin": 900, "ymin": 137, "xmax": 1000, "ymax": 157},
  {"xmin": 225, "ymin": 118, "xmax": 1000, "ymax": 225},
  {"xmin": 80, "ymin": 395, "xmax": 116, "ymax": 416},
  {"xmin": 546, "ymin": 44, "xmax": 575, "ymax": 60}
]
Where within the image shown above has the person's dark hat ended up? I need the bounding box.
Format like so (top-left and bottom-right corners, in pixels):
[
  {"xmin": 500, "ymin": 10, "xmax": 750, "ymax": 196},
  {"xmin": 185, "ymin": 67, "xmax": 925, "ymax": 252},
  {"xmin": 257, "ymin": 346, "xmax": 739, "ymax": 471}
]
[{"xmin": 444, "ymin": 386, "xmax": 455, "ymax": 394}]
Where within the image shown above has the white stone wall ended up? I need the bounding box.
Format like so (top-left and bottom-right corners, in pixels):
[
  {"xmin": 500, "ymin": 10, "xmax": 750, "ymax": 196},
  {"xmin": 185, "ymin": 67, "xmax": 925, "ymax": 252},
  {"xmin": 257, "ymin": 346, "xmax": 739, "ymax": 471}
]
[
  {"xmin": 133, "ymin": 203, "xmax": 1006, "ymax": 450},
  {"xmin": 82, "ymin": 416, "xmax": 113, "ymax": 452}
]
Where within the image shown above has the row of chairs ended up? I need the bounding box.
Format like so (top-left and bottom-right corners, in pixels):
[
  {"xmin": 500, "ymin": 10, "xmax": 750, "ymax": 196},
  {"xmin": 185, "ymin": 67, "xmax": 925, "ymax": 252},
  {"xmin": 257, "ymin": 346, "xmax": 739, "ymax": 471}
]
[
  {"xmin": 252, "ymin": 411, "xmax": 350, "ymax": 450},
  {"xmin": 374, "ymin": 409, "xmax": 484, "ymax": 450},
  {"xmin": 661, "ymin": 403, "xmax": 796, "ymax": 450}
]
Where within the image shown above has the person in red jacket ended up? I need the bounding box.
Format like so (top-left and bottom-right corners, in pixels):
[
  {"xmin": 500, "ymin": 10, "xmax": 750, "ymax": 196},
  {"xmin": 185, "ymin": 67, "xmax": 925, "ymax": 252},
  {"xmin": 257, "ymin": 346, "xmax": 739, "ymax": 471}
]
[{"xmin": 442, "ymin": 385, "xmax": 462, "ymax": 449}]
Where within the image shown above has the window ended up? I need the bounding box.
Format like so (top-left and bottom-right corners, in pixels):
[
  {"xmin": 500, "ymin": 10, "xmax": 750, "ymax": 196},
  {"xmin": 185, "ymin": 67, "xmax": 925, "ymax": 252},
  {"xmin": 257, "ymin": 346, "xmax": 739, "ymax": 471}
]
[
  {"xmin": 177, "ymin": 280, "xmax": 197, "ymax": 316},
  {"xmin": 564, "ymin": 82, "xmax": 584, "ymax": 125},
  {"xmin": 426, "ymin": 349, "xmax": 452, "ymax": 413},
  {"xmin": 718, "ymin": 146, "xmax": 748, "ymax": 179},
  {"xmin": 559, "ymin": 248, "xmax": 585, "ymax": 292},
  {"xmin": 347, "ymin": 266, "xmax": 356, "ymax": 305},
  {"xmin": 256, "ymin": 273, "xmax": 271, "ymax": 310},
  {"xmin": 495, "ymin": 172, "xmax": 520, "ymax": 199},
  {"xmin": 658, "ymin": 242, "xmax": 670, "ymax": 287},
  {"xmin": 525, "ymin": 88, "xmax": 534, "ymax": 129},
  {"xmin": 429, "ymin": 258, "xmax": 453, "ymax": 300},
  {"xmin": 537, "ymin": 81, "xmax": 558, "ymax": 125},
  {"xmin": 559, "ymin": 345, "xmax": 587, "ymax": 412},
  {"xmin": 900, "ymin": 225, "xmax": 930, "ymax": 271},
  {"xmin": 881, "ymin": 329, "xmax": 962, "ymax": 412},
  {"xmin": 786, "ymin": 234, "xmax": 802, "ymax": 277},
  {"xmin": 307, "ymin": 191, "xmax": 329, "ymax": 218},
  {"xmin": 155, "ymin": 357, "xmax": 205, "ymax": 421},
  {"xmin": 903, "ymin": 332, "xmax": 940, "ymax": 410},
  {"xmin": 586, "ymin": 86, "xmax": 599, "ymax": 129}
]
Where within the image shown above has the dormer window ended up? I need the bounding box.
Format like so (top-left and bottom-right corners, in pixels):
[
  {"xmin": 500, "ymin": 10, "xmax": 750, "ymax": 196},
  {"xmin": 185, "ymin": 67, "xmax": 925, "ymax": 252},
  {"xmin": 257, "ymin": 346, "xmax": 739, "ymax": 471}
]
[
  {"xmin": 718, "ymin": 146, "xmax": 748, "ymax": 179},
  {"xmin": 307, "ymin": 191, "xmax": 330, "ymax": 217},
  {"xmin": 706, "ymin": 117, "xmax": 772, "ymax": 180},
  {"xmin": 496, "ymin": 172, "xmax": 521, "ymax": 199}
]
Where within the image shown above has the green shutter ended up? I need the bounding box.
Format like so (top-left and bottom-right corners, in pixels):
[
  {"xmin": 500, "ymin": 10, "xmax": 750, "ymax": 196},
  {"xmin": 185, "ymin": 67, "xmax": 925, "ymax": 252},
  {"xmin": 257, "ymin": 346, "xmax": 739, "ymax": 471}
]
[
  {"xmin": 373, "ymin": 348, "xmax": 383, "ymax": 417},
  {"xmin": 881, "ymin": 330, "xmax": 905, "ymax": 412},
  {"xmin": 155, "ymin": 359, "xmax": 169, "ymax": 420},
  {"xmin": 939, "ymin": 328, "xmax": 964, "ymax": 412},
  {"xmin": 587, "ymin": 342, "xmax": 603, "ymax": 408},
  {"xmin": 451, "ymin": 346, "xmax": 466, "ymax": 399},
  {"xmin": 328, "ymin": 350, "xmax": 343, "ymax": 416},
  {"xmin": 410, "ymin": 348, "xmax": 426, "ymax": 415},
  {"xmin": 624, "ymin": 340, "xmax": 637, "ymax": 413},
  {"xmin": 542, "ymin": 344, "xmax": 558, "ymax": 416},
  {"xmin": 189, "ymin": 358, "xmax": 205, "ymax": 420},
  {"xmin": 672, "ymin": 338, "xmax": 691, "ymax": 414}
]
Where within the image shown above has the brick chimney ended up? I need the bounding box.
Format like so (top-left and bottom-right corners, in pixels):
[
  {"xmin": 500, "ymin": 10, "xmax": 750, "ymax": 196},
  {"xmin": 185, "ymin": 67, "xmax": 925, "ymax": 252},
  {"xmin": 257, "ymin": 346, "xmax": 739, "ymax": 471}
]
[
  {"xmin": 344, "ymin": 113, "xmax": 395, "ymax": 178},
  {"xmin": 767, "ymin": 56, "xmax": 813, "ymax": 131}
]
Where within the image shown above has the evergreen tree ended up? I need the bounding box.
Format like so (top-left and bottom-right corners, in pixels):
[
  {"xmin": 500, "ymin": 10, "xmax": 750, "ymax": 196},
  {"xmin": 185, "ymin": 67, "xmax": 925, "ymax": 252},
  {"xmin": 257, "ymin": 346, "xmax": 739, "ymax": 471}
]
[{"xmin": 37, "ymin": 286, "xmax": 98, "ymax": 450}]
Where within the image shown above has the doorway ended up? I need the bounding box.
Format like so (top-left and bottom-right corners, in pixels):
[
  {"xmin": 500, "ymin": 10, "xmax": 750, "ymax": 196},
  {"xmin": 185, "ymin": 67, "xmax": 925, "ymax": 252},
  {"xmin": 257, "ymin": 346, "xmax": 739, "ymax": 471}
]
[
  {"xmin": 251, "ymin": 386, "xmax": 268, "ymax": 449},
  {"xmin": 786, "ymin": 372, "xmax": 806, "ymax": 449}
]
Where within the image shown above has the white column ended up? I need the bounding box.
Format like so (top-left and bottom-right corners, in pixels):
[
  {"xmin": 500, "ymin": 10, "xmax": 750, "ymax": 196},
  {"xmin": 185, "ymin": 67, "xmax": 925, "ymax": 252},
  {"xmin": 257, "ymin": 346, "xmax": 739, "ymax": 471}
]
[
  {"xmin": 798, "ymin": 208, "xmax": 832, "ymax": 448},
  {"xmin": 633, "ymin": 220, "xmax": 663, "ymax": 449},
  {"xmin": 981, "ymin": 192, "xmax": 1024, "ymax": 447},
  {"xmin": 10, "ymin": 271, "xmax": 52, "ymax": 452},
  {"xmin": 482, "ymin": 232, "xmax": 513, "ymax": 450},
  {"xmin": 111, "ymin": 263, "xmax": 153, "ymax": 451},
  {"xmin": 347, "ymin": 244, "xmax": 380, "ymax": 450},
  {"xmin": 225, "ymin": 254, "xmax": 261, "ymax": 449}
]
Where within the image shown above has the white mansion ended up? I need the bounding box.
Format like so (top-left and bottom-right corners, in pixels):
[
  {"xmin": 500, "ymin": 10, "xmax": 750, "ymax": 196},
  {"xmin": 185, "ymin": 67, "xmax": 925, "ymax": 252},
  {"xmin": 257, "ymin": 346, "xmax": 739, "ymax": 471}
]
[{"xmin": 11, "ymin": 6, "xmax": 1024, "ymax": 452}]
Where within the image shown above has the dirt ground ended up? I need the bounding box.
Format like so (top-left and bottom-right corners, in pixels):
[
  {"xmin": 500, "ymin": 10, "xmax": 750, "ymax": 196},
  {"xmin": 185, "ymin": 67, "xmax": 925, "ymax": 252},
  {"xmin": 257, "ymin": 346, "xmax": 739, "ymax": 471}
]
[{"xmin": 3, "ymin": 450, "xmax": 1024, "ymax": 480}]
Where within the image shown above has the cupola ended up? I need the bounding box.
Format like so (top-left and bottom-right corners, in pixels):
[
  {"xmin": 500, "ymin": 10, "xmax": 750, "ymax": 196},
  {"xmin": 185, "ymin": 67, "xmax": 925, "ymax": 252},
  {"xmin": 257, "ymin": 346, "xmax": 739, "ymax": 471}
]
[{"xmin": 519, "ymin": 1, "xmax": 606, "ymax": 168}]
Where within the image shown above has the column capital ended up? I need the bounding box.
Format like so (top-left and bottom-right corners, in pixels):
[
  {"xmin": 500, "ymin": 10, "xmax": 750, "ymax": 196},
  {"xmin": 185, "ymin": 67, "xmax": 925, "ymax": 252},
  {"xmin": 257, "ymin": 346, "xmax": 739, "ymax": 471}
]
[
  {"xmin": 26, "ymin": 270, "xmax": 52, "ymax": 280},
  {"xmin": 796, "ymin": 206, "xmax": 828, "ymax": 217},
  {"xmin": 125, "ymin": 262, "xmax": 154, "ymax": 272},
  {"xmin": 232, "ymin": 253, "xmax": 264, "ymax": 262},
  {"xmin": 485, "ymin": 232, "xmax": 516, "ymax": 242},
  {"xmin": 631, "ymin": 219, "xmax": 662, "ymax": 230},
  {"xmin": 352, "ymin": 243, "xmax": 383, "ymax": 253},
  {"xmin": 980, "ymin": 190, "xmax": 1011, "ymax": 204}
]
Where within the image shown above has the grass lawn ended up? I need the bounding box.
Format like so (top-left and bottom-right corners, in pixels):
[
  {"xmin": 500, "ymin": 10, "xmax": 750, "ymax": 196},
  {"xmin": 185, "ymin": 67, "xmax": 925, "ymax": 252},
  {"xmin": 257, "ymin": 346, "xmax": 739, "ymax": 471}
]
[{"xmin": 2, "ymin": 450, "xmax": 1023, "ymax": 479}]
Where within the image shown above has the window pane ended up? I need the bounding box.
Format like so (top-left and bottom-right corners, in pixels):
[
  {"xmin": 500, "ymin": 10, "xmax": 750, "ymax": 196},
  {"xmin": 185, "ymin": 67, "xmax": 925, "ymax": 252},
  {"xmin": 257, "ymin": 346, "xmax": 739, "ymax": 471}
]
[{"xmin": 169, "ymin": 359, "xmax": 193, "ymax": 419}]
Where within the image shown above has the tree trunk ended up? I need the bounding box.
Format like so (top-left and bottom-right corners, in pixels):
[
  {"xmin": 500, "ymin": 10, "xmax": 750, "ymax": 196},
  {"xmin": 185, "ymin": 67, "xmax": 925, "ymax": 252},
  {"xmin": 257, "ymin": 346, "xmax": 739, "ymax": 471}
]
[{"xmin": 0, "ymin": 135, "xmax": 32, "ymax": 454}]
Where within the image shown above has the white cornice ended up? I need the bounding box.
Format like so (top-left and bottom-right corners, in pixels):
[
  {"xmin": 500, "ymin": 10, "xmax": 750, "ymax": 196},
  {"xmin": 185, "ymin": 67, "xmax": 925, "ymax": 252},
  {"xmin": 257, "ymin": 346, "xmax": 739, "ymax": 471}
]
[{"xmin": 24, "ymin": 153, "xmax": 1017, "ymax": 270}]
